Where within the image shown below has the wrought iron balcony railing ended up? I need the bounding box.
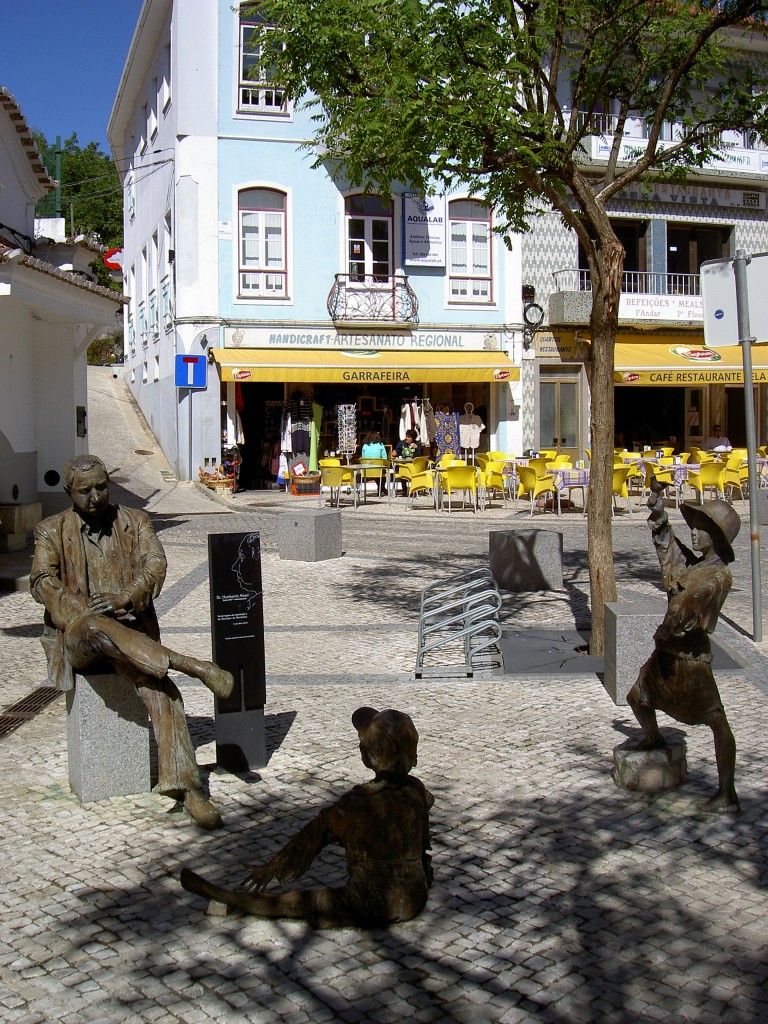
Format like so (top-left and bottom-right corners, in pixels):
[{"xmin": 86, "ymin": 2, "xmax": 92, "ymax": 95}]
[
  {"xmin": 327, "ymin": 273, "xmax": 419, "ymax": 324},
  {"xmin": 552, "ymin": 269, "xmax": 701, "ymax": 296}
]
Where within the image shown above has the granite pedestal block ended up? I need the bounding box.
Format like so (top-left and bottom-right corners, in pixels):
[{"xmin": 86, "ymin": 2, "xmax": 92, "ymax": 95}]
[
  {"xmin": 489, "ymin": 529, "xmax": 563, "ymax": 591},
  {"xmin": 278, "ymin": 508, "xmax": 342, "ymax": 562},
  {"xmin": 612, "ymin": 739, "xmax": 687, "ymax": 793},
  {"xmin": 66, "ymin": 673, "xmax": 151, "ymax": 804},
  {"xmin": 603, "ymin": 598, "xmax": 666, "ymax": 706},
  {"xmin": 0, "ymin": 503, "xmax": 41, "ymax": 553}
]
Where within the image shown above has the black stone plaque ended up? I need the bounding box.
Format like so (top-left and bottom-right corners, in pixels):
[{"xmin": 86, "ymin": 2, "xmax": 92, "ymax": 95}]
[{"xmin": 209, "ymin": 532, "xmax": 266, "ymax": 711}]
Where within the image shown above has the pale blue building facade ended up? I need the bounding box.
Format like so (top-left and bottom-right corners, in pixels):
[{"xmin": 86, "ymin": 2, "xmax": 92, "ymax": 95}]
[{"xmin": 109, "ymin": 0, "xmax": 525, "ymax": 483}]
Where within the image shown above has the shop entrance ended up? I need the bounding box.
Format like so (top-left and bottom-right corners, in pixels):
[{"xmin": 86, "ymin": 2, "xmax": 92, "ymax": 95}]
[
  {"xmin": 539, "ymin": 366, "xmax": 580, "ymax": 460},
  {"xmin": 724, "ymin": 385, "xmax": 758, "ymax": 448},
  {"xmin": 614, "ymin": 386, "xmax": 686, "ymax": 450}
]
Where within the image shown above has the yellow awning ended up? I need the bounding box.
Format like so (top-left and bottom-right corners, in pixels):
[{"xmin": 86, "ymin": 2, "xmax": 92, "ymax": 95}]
[
  {"xmin": 614, "ymin": 340, "xmax": 768, "ymax": 385},
  {"xmin": 211, "ymin": 348, "xmax": 519, "ymax": 384}
]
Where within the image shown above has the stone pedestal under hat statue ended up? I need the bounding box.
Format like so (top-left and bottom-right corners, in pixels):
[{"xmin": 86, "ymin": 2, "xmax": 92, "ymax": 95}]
[
  {"xmin": 30, "ymin": 454, "xmax": 235, "ymax": 829},
  {"xmin": 624, "ymin": 479, "xmax": 742, "ymax": 812},
  {"xmin": 180, "ymin": 707, "xmax": 434, "ymax": 926}
]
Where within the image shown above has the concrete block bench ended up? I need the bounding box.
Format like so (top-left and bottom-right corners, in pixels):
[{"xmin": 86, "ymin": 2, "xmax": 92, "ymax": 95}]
[
  {"xmin": 0, "ymin": 503, "xmax": 41, "ymax": 553},
  {"xmin": 488, "ymin": 529, "xmax": 563, "ymax": 591},
  {"xmin": 278, "ymin": 508, "xmax": 342, "ymax": 562},
  {"xmin": 66, "ymin": 673, "xmax": 152, "ymax": 804},
  {"xmin": 603, "ymin": 598, "xmax": 666, "ymax": 706}
]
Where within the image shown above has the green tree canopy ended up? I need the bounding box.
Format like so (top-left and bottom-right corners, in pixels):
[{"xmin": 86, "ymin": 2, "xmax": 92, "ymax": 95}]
[
  {"xmin": 249, "ymin": 0, "xmax": 768, "ymax": 649},
  {"xmin": 34, "ymin": 132, "xmax": 123, "ymax": 288}
]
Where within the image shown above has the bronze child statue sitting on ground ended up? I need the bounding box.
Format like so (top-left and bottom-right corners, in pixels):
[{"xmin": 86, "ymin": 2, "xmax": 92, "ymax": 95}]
[{"xmin": 180, "ymin": 706, "xmax": 434, "ymax": 926}]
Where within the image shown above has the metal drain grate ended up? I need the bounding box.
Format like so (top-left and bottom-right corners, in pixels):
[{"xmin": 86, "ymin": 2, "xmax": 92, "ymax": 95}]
[{"xmin": 0, "ymin": 687, "xmax": 62, "ymax": 740}]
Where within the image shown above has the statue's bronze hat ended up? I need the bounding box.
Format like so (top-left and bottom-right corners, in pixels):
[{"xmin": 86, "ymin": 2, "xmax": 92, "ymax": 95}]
[
  {"xmin": 352, "ymin": 706, "xmax": 418, "ymax": 773},
  {"xmin": 680, "ymin": 500, "xmax": 740, "ymax": 563}
]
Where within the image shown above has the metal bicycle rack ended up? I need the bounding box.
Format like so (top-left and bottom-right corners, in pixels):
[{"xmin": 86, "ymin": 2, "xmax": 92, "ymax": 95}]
[{"xmin": 415, "ymin": 568, "xmax": 503, "ymax": 678}]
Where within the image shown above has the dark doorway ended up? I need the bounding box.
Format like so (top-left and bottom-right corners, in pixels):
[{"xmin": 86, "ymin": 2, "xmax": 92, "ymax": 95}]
[{"xmin": 614, "ymin": 386, "xmax": 686, "ymax": 449}]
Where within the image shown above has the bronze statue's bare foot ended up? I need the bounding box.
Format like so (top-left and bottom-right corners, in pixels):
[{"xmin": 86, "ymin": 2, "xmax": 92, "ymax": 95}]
[
  {"xmin": 624, "ymin": 735, "xmax": 667, "ymax": 752},
  {"xmin": 700, "ymin": 791, "xmax": 741, "ymax": 814},
  {"xmin": 184, "ymin": 789, "xmax": 224, "ymax": 829}
]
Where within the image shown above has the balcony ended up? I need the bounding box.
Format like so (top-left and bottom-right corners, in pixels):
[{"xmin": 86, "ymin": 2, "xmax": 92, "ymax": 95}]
[
  {"xmin": 550, "ymin": 269, "xmax": 703, "ymax": 326},
  {"xmin": 578, "ymin": 111, "xmax": 768, "ymax": 177},
  {"xmin": 327, "ymin": 273, "xmax": 419, "ymax": 327}
]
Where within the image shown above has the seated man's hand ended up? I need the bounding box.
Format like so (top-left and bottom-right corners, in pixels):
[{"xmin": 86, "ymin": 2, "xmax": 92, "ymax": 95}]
[
  {"xmin": 242, "ymin": 863, "xmax": 274, "ymax": 893},
  {"xmin": 87, "ymin": 591, "xmax": 131, "ymax": 616}
]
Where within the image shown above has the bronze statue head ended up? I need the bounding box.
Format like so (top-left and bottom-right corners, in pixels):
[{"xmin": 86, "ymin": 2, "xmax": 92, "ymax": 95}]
[
  {"xmin": 63, "ymin": 455, "xmax": 110, "ymax": 524},
  {"xmin": 352, "ymin": 706, "xmax": 418, "ymax": 776},
  {"xmin": 681, "ymin": 500, "xmax": 740, "ymax": 564}
]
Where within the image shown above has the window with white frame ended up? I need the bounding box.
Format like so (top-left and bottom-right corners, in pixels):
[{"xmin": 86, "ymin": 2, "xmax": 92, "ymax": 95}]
[
  {"xmin": 238, "ymin": 8, "xmax": 287, "ymax": 114},
  {"xmin": 161, "ymin": 277, "xmax": 172, "ymax": 329},
  {"xmin": 238, "ymin": 188, "xmax": 287, "ymax": 297},
  {"xmin": 126, "ymin": 171, "xmax": 135, "ymax": 220},
  {"xmin": 345, "ymin": 194, "xmax": 392, "ymax": 284},
  {"xmin": 448, "ymin": 199, "xmax": 492, "ymax": 303}
]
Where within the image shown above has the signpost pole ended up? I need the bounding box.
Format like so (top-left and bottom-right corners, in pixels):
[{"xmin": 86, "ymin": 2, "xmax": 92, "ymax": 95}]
[{"xmin": 733, "ymin": 249, "xmax": 763, "ymax": 642}]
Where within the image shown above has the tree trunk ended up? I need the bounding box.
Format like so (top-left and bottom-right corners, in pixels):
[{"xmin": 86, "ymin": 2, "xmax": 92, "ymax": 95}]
[{"xmin": 585, "ymin": 239, "xmax": 623, "ymax": 655}]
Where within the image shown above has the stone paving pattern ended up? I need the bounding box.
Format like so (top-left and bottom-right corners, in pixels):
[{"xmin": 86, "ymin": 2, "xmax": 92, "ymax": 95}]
[{"xmin": 0, "ymin": 368, "xmax": 767, "ymax": 1023}]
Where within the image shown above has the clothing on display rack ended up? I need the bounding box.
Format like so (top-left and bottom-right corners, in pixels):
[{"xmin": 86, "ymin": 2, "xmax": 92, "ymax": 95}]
[
  {"xmin": 459, "ymin": 403, "xmax": 485, "ymax": 450},
  {"xmin": 399, "ymin": 400, "xmax": 420, "ymax": 441},
  {"xmin": 434, "ymin": 406, "xmax": 461, "ymax": 459},
  {"xmin": 289, "ymin": 391, "xmax": 312, "ymax": 455}
]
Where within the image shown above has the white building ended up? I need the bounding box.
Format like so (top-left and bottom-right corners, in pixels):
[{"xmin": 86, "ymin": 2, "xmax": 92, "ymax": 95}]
[{"xmin": 0, "ymin": 86, "xmax": 124, "ymax": 516}]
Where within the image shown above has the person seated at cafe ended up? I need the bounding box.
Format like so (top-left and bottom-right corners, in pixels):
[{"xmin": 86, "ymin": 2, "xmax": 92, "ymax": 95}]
[
  {"xmin": 361, "ymin": 431, "xmax": 388, "ymax": 460},
  {"xmin": 395, "ymin": 429, "xmax": 422, "ymax": 460},
  {"xmin": 704, "ymin": 425, "xmax": 732, "ymax": 451}
]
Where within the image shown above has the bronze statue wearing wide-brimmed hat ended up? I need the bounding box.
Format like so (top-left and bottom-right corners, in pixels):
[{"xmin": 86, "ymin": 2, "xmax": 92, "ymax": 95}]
[{"xmin": 626, "ymin": 480, "xmax": 741, "ymax": 812}]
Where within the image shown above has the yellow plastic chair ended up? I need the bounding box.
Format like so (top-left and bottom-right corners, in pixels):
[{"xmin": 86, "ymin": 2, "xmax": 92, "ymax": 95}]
[
  {"xmin": 528, "ymin": 457, "xmax": 551, "ymax": 478},
  {"xmin": 481, "ymin": 460, "xmax": 509, "ymax": 508},
  {"xmin": 584, "ymin": 448, "xmax": 592, "ymax": 461},
  {"xmin": 611, "ymin": 465, "xmax": 633, "ymax": 517},
  {"xmin": 475, "ymin": 453, "xmax": 489, "ymax": 471},
  {"xmin": 723, "ymin": 453, "xmax": 749, "ymax": 500},
  {"xmin": 538, "ymin": 449, "xmax": 557, "ymax": 461},
  {"xmin": 359, "ymin": 458, "xmax": 389, "ymax": 497},
  {"xmin": 687, "ymin": 461, "xmax": 726, "ymax": 504},
  {"xmin": 548, "ymin": 454, "xmax": 573, "ymax": 469},
  {"xmin": 485, "ymin": 451, "xmax": 507, "ymax": 461},
  {"xmin": 437, "ymin": 452, "xmax": 457, "ymax": 467},
  {"xmin": 439, "ymin": 465, "xmax": 480, "ymax": 512},
  {"xmin": 319, "ymin": 457, "xmax": 341, "ymax": 467},
  {"xmin": 407, "ymin": 469, "xmax": 436, "ymax": 509},
  {"xmin": 649, "ymin": 466, "xmax": 682, "ymax": 508},
  {"xmin": 517, "ymin": 465, "xmax": 560, "ymax": 516},
  {"xmin": 624, "ymin": 459, "xmax": 646, "ymax": 497},
  {"xmin": 319, "ymin": 465, "xmax": 356, "ymax": 508}
]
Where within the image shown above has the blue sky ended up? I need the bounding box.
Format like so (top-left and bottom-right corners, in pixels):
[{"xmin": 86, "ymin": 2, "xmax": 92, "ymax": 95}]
[{"xmin": 0, "ymin": 1, "xmax": 144, "ymax": 153}]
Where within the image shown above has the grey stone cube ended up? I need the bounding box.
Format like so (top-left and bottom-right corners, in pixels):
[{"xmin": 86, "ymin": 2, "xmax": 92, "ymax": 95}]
[
  {"xmin": 278, "ymin": 508, "xmax": 342, "ymax": 561},
  {"xmin": 66, "ymin": 673, "xmax": 151, "ymax": 804},
  {"xmin": 488, "ymin": 529, "xmax": 563, "ymax": 591},
  {"xmin": 603, "ymin": 599, "xmax": 666, "ymax": 706}
]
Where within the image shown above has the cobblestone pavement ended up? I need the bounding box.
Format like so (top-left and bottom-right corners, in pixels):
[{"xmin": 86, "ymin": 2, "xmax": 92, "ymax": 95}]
[{"xmin": 1, "ymin": 368, "xmax": 767, "ymax": 1023}]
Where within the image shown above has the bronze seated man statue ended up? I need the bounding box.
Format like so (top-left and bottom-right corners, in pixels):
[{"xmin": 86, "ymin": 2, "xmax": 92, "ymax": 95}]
[
  {"xmin": 31, "ymin": 454, "xmax": 235, "ymax": 829},
  {"xmin": 180, "ymin": 706, "xmax": 435, "ymax": 927},
  {"xmin": 626, "ymin": 478, "xmax": 742, "ymax": 812}
]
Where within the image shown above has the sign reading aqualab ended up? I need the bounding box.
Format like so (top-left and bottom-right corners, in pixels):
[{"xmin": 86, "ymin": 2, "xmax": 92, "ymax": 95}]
[{"xmin": 402, "ymin": 193, "xmax": 446, "ymax": 267}]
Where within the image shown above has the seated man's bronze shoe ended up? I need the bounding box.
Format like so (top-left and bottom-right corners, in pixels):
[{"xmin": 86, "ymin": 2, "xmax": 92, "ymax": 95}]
[{"xmin": 184, "ymin": 789, "xmax": 224, "ymax": 830}]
